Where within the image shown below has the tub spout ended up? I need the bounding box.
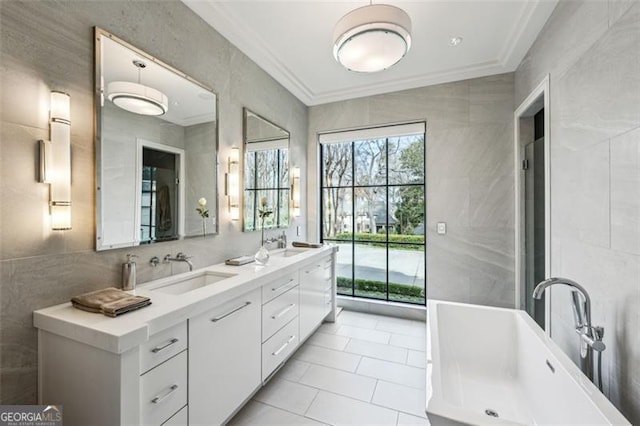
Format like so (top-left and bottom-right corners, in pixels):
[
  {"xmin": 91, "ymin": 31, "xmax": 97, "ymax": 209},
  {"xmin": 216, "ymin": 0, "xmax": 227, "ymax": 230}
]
[
  {"xmin": 532, "ymin": 277, "xmax": 606, "ymax": 390},
  {"xmin": 533, "ymin": 277, "xmax": 592, "ymax": 329}
]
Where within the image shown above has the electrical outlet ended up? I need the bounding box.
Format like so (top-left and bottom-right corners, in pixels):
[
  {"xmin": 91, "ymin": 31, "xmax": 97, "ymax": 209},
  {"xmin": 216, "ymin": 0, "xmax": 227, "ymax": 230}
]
[{"xmin": 437, "ymin": 222, "xmax": 446, "ymax": 235}]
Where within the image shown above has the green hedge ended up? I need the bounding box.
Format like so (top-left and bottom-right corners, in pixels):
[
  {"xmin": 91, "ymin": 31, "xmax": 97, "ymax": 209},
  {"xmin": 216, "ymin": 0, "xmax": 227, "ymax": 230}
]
[
  {"xmin": 331, "ymin": 232, "xmax": 424, "ymax": 250},
  {"xmin": 337, "ymin": 277, "xmax": 424, "ymax": 297}
]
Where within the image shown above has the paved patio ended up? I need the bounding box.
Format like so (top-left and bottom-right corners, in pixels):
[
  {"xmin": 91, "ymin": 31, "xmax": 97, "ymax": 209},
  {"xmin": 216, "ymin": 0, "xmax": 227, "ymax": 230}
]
[{"xmin": 333, "ymin": 243, "xmax": 425, "ymax": 287}]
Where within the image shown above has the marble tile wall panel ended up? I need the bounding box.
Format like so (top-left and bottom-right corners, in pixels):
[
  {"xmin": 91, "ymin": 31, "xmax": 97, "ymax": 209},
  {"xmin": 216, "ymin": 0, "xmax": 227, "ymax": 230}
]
[
  {"xmin": 0, "ymin": 0, "xmax": 308, "ymax": 404},
  {"xmin": 610, "ymin": 126, "xmax": 640, "ymax": 255},
  {"xmin": 516, "ymin": 2, "xmax": 640, "ymax": 422},
  {"xmin": 550, "ymin": 141, "xmax": 611, "ymax": 248},
  {"xmin": 369, "ymin": 80, "xmax": 470, "ymax": 127},
  {"xmin": 468, "ymin": 175, "xmax": 514, "ymax": 228},
  {"xmin": 428, "ymin": 178, "xmax": 469, "ymax": 227},
  {"xmin": 514, "ymin": 0, "xmax": 609, "ymax": 105},
  {"xmin": 609, "ymin": 0, "xmax": 639, "ymax": 27},
  {"xmin": 425, "ymin": 225, "xmax": 514, "ymax": 308},
  {"xmin": 552, "ymin": 5, "xmax": 640, "ymax": 151},
  {"xmin": 426, "ymin": 123, "xmax": 513, "ymax": 180},
  {"xmin": 469, "ymin": 74, "xmax": 515, "ymax": 125}
]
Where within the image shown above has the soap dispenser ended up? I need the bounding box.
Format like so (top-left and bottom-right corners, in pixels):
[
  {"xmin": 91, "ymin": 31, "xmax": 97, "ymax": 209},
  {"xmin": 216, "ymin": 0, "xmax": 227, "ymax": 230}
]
[{"xmin": 122, "ymin": 254, "xmax": 138, "ymax": 291}]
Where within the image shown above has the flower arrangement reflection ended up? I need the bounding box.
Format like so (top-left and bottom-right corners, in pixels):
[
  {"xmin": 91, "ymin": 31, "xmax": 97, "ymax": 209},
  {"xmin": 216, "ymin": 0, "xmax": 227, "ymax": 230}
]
[
  {"xmin": 255, "ymin": 196, "xmax": 273, "ymax": 265},
  {"xmin": 196, "ymin": 197, "xmax": 209, "ymax": 237}
]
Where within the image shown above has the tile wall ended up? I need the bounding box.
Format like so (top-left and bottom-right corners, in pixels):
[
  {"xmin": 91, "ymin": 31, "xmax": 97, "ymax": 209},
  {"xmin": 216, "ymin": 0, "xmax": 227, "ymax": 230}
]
[
  {"xmin": 0, "ymin": 0, "xmax": 308, "ymax": 403},
  {"xmin": 515, "ymin": 0, "xmax": 640, "ymax": 422},
  {"xmin": 307, "ymin": 74, "xmax": 516, "ymax": 309}
]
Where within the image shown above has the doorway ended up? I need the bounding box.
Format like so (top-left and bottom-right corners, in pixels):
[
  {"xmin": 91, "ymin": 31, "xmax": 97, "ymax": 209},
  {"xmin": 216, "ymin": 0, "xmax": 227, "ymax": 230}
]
[
  {"xmin": 136, "ymin": 139, "xmax": 185, "ymax": 244},
  {"xmin": 514, "ymin": 76, "xmax": 550, "ymax": 330},
  {"xmin": 524, "ymin": 110, "xmax": 546, "ymax": 328}
]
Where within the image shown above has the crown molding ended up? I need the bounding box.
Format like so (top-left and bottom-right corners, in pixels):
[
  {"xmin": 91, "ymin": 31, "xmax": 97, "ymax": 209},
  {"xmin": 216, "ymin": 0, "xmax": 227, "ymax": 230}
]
[{"xmin": 183, "ymin": 0, "xmax": 558, "ymax": 106}]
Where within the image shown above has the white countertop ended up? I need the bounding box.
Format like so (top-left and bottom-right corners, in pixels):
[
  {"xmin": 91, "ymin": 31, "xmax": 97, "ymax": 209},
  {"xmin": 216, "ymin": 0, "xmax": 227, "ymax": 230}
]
[{"xmin": 33, "ymin": 245, "xmax": 336, "ymax": 354}]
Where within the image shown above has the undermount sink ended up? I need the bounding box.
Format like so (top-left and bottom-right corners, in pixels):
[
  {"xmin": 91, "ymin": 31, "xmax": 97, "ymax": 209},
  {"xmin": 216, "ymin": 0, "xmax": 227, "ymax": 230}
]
[
  {"xmin": 146, "ymin": 271, "xmax": 237, "ymax": 295},
  {"xmin": 270, "ymin": 248, "xmax": 309, "ymax": 258}
]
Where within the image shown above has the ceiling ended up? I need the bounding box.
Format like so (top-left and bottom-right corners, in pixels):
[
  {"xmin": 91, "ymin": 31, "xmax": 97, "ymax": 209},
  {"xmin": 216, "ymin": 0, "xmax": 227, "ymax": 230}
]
[{"xmin": 182, "ymin": 0, "xmax": 557, "ymax": 106}]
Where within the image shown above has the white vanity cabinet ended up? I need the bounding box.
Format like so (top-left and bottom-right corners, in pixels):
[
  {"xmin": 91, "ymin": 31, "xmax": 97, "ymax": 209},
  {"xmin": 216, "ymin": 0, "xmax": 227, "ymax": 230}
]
[
  {"xmin": 34, "ymin": 245, "xmax": 337, "ymax": 426},
  {"xmin": 38, "ymin": 321, "xmax": 188, "ymax": 426},
  {"xmin": 188, "ymin": 287, "xmax": 261, "ymax": 426},
  {"xmin": 299, "ymin": 253, "xmax": 334, "ymax": 342}
]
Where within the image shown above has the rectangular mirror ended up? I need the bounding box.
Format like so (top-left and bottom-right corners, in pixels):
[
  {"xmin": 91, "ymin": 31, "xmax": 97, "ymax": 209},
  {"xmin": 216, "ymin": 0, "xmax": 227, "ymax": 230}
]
[
  {"xmin": 95, "ymin": 28, "xmax": 218, "ymax": 250},
  {"xmin": 243, "ymin": 109, "xmax": 290, "ymax": 232}
]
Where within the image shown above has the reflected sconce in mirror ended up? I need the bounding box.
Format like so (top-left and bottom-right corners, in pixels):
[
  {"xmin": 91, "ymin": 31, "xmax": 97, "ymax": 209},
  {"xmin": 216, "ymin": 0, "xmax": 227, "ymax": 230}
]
[
  {"xmin": 226, "ymin": 146, "xmax": 240, "ymax": 221},
  {"xmin": 291, "ymin": 166, "xmax": 301, "ymax": 217},
  {"xmin": 39, "ymin": 91, "xmax": 71, "ymax": 230}
]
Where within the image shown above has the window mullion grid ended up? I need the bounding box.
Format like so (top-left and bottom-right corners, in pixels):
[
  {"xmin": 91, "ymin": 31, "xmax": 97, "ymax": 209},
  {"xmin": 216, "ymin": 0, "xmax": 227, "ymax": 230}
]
[
  {"xmin": 385, "ymin": 138, "xmax": 390, "ymax": 302},
  {"xmin": 252, "ymin": 151, "xmax": 258, "ymax": 230},
  {"xmin": 350, "ymin": 141, "xmax": 355, "ymax": 298}
]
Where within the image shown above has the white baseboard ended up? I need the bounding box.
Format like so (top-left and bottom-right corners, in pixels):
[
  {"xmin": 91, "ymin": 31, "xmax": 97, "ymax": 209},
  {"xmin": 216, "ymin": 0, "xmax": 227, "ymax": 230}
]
[{"xmin": 336, "ymin": 296, "xmax": 426, "ymax": 321}]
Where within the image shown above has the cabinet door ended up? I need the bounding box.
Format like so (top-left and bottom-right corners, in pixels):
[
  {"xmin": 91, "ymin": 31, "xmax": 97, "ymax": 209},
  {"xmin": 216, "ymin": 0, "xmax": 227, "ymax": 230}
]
[
  {"xmin": 189, "ymin": 288, "xmax": 261, "ymax": 425},
  {"xmin": 299, "ymin": 255, "xmax": 333, "ymax": 341}
]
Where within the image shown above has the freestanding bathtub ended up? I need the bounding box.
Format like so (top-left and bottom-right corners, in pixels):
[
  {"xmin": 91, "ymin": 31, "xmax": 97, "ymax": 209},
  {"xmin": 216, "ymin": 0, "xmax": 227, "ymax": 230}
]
[{"xmin": 426, "ymin": 300, "xmax": 630, "ymax": 425}]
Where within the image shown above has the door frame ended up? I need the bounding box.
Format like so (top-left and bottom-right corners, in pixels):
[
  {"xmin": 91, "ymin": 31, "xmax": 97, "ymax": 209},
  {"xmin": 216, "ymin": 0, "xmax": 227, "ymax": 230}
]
[
  {"xmin": 513, "ymin": 76, "xmax": 551, "ymax": 332},
  {"xmin": 135, "ymin": 138, "xmax": 186, "ymax": 242}
]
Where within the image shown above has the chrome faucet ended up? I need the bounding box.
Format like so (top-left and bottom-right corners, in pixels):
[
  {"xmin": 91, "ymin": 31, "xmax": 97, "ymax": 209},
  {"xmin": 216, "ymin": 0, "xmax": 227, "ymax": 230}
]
[
  {"xmin": 278, "ymin": 231, "xmax": 287, "ymax": 249},
  {"xmin": 263, "ymin": 232, "xmax": 287, "ymax": 249},
  {"xmin": 533, "ymin": 277, "xmax": 606, "ymax": 390},
  {"xmin": 163, "ymin": 252, "xmax": 194, "ymax": 271}
]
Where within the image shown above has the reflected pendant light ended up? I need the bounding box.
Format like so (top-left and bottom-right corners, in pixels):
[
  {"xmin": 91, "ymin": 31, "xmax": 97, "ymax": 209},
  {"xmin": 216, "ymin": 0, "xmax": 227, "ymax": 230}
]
[
  {"xmin": 107, "ymin": 60, "xmax": 168, "ymax": 116},
  {"xmin": 333, "ymin": 3, "xmax": 412, "ymax": 73}
]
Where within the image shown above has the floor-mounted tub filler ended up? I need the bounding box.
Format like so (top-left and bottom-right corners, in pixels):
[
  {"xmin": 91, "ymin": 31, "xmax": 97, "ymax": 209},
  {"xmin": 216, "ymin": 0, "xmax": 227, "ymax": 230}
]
[{"xmin": 425, "ymin": 300, "xmax": 630, "ymax": 425}]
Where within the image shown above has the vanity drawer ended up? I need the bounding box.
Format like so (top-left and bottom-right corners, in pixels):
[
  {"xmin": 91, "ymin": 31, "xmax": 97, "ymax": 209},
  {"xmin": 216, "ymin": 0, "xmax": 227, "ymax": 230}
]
[
  {"xmin": 324, "ymin": 288, "xmax": 333, "ymax": 315},
  {"xmin": 262, "ymin": 272, "xmax": 298, "ymax": 304},
  {"xmin": 162, "ymin": 405, "xmax": 187, "ymax": 426},
  {"xmin": 262, "ymin": 318, "xmax": 299, "ymax": 381},
  {"xmin": 140, "ymin": 322, "xmax": 187, "ymax": 374},
  {"xmin": 140, "ymin": 351, "xmax": 187, "ymax": 426},
  {"xmin": 262, "ymin": 285, "xmax": 299, "ymax": 342}
]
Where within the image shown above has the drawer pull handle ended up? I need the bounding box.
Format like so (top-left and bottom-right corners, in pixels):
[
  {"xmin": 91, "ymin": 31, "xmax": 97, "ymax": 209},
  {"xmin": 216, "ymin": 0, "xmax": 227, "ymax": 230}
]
[
  {"xmin": 151, "ymin": 384, "xmax": 178, "ymax": 404},
  {"xmin": 272, "ymin": 335, "xmax": 295, "ymax": 356},
  {"xmin": 305, "ymin": 265, "xmax": 321, "ymax": 274},
  {"xmin": 272, "ymin": 279, "xmax": 294, "ymax": 292},
  {"xmin": 271, "ymin": 303, "xmax": 296, "ymax": 319},
  {"xmin": 151, "ymin": 338, "xmax": 179, "ymax": 353},
  {"xmin": 211, "ymin": 301, "xmax": 252, "ymax": 322}
]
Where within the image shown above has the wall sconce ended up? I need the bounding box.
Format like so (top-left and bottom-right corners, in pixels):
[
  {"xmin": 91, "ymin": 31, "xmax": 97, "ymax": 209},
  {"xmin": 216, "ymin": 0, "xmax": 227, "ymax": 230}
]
[
  {"xmin": 39, "ymin": 91, "xmax": 71, "ymax": 230},
  {"xmin": 225, "ymin": 146, "xmax": 240, "ymax": 221},
  {"xmin": 291, "ymin": 166, "xmax": 301, "ymax": 217}
]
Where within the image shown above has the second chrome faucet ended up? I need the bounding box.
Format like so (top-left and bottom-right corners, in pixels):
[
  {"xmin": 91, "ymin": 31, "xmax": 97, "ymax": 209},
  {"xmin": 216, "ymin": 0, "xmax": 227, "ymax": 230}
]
[{"xmin": 163, "ymin": 252, "xmax": 194, "ymax": 271}]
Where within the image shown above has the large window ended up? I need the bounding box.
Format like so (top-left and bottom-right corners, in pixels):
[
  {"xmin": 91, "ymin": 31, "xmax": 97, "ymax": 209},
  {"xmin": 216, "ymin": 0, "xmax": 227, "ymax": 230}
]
[{"xmin": 320, "ymin": 123, "xmax": 426, "ymax": 305}]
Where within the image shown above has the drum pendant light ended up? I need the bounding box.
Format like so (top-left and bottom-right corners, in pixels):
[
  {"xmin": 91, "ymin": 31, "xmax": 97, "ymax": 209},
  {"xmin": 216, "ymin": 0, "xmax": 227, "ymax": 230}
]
[
  {"xmin": 333, "ymin": 3, "xmax": 412, "ymax": 73},
  {"xmin": 107, "ymin": 60, "xmax": 168, "ymax": 116}
]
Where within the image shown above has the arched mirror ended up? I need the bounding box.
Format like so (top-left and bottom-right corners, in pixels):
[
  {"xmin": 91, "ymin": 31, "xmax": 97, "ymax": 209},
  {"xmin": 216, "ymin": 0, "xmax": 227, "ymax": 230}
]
[
  {"xmin": 242, "ymin": 109, "xmax": 290, "ymax": 232},
  {"xmin": 95, "ymin": 28, "xmax": 218, "ymax": 250}
]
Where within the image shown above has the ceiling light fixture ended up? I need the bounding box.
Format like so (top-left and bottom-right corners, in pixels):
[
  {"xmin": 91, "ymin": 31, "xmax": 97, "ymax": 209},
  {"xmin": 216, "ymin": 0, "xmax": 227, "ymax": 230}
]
[
  {"xmin": 107, "ymin": 60, "xmax": 168, "ymax": 116},
  {"xmin": 333, "ymin": 3, "xmax": 412, "ymax": 73}
]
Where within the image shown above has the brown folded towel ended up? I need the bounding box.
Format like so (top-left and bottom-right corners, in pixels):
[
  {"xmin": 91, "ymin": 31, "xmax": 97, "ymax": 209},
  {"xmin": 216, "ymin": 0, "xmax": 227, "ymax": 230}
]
[
  {"xmin": 71, "ymin": 287, "xmax": 151, "ymax": 317},
  {"xmin": 102, "ymin": 296, "xmax": 152, "ymax": 317},
  {"xmin": 292, "ymin": 241, "xmax": 323, "ymax": 248}
]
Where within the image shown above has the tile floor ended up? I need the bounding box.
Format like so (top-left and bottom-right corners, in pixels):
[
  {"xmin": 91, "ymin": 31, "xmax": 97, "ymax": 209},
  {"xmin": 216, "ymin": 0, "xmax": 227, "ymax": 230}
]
[{"xmin": 228, "ymin": 309, "xmax": 431, "ymax": 425}]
